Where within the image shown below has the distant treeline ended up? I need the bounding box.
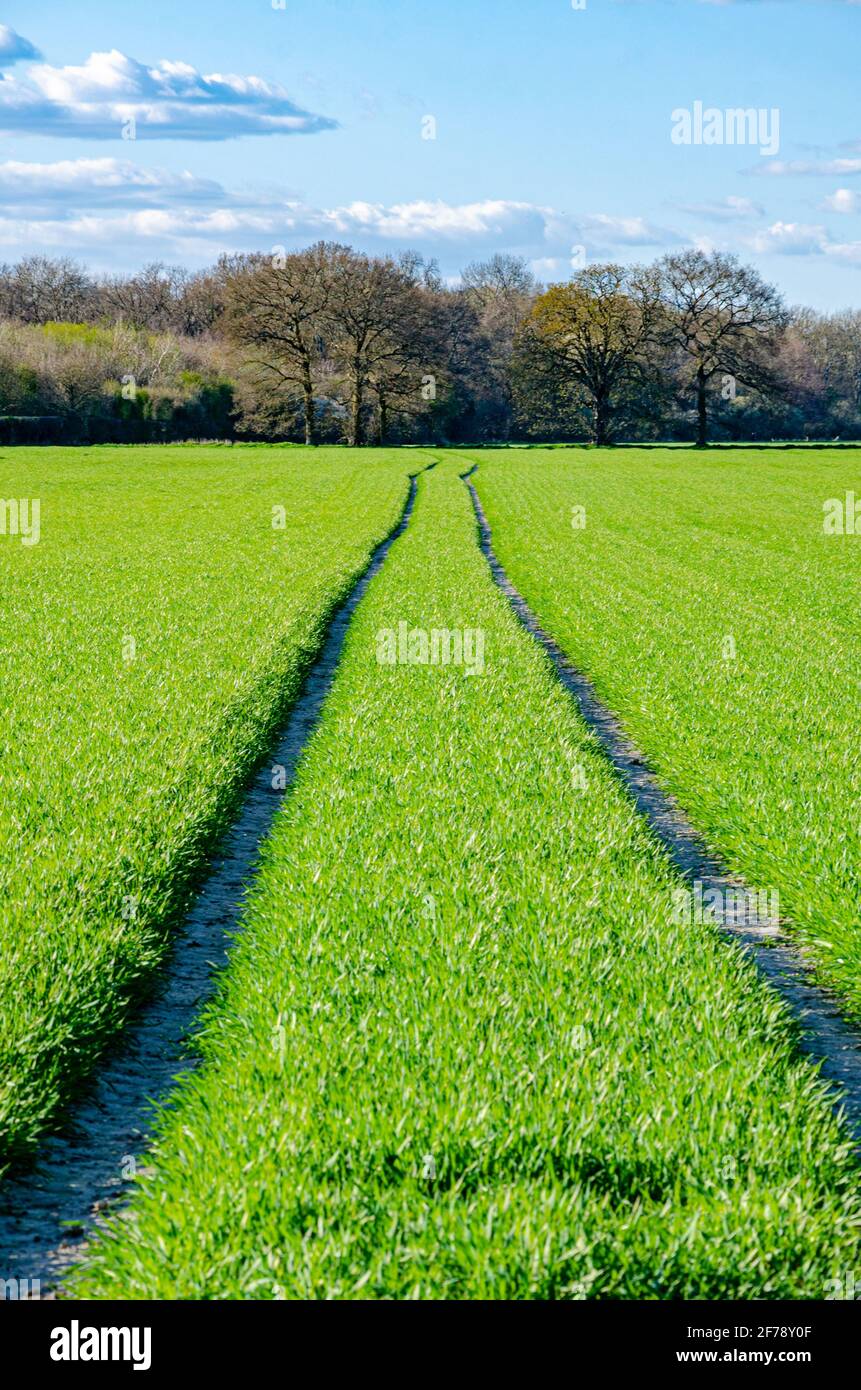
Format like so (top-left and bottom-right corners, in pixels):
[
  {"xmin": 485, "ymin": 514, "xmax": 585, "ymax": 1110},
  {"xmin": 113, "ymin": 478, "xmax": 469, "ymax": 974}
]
[{"xmin": 0, "ymin": 248, "xmax": 859, "ymax": 445}]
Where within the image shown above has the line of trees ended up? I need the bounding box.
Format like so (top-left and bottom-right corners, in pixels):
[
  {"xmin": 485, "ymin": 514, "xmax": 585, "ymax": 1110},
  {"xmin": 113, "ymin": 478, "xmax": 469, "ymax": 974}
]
[{"xmin": 0, "ymin": 247, "xmax": 860, "ymax": 445}]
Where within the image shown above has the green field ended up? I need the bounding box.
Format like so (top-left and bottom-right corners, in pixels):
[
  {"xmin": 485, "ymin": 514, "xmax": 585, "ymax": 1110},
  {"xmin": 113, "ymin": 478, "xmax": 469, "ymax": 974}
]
[
  {"xmin": 0, "ymin": 444, "xmax": 415, "ymax": 1170},
  {"xmin": 3, "ymin": 443, "xmax": 861, "ymax": 1301},
  {"xmin": 470, "ymin": 447, "xmax": 861, "ymax": 1015},
  {"xmin": 71, "ymin": 459, "xmax": 861, "ymax": 1300}
]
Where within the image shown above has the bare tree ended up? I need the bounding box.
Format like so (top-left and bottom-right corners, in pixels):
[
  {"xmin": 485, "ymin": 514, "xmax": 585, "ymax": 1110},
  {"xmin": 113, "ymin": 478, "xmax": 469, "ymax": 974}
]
[
  {"xmin": 657, "ymin": 250, "xmax": 788, "ymax": 446},
  {"xmin": 224, "ymin": 244, "xmax": 333, "ymax": 445},
  {"xmin": 0, "ymin": 256, "xmax": 94, "ymax": 323},
  {"xmin": 367, "ymin": 308, "xmax": 435, "ymax": 443},
  {"xmin": 461, "ymin": 253, "xmax": 538, "ymax": 437},
  {"xmin": 461, "ymin": 252, "xmax": 537, "ymax": 305},
  {"xmin": 99, "ymin": 263, "xmax": 185, "ymax": 332},
  {"xmin": 324, "ymin": 248, "xmax": 435, "ymax": 446},
  {"xmin": 397, "ymin": 249, "xmax": 443, "ymax": 292},
  {"xmin": 174, "ymin": 268, "xmax": 228, "ymax": 338},
  {"xmin": 768, "ymin": 306, "xmax": 861, "ymax": 438}
]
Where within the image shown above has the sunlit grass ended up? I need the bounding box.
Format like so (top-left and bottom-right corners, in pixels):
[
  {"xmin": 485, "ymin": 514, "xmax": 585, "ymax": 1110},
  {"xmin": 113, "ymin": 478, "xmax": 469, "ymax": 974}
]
[
  {"xmin": 0, "ymin": 443, "xmax": 412, "ymax": 1170},
  {"xmin": 73, "ymin": 459, "xmax": 861, "ymax": 1301},
  {"xmin": 473, "ymin": 446, "xmax": 861, "ymax": 1016}
]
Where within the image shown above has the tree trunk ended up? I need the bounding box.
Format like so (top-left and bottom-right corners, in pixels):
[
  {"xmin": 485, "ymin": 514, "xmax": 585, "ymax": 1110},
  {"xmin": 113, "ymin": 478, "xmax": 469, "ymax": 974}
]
[
  {"xmin": 378, "ymin": 391, "xmax": 388, "ymax": 446},
  {"xmin": 593, "ymin": 393, "xmax": 609, "ymax": 446},
  {"xmin": 696, "ymin": 365, "xmax": 708, "ymax": 447},
  {"xmin": 302, "ymin": 363, "xmax": 316, "ymax": 446},
  {"xmin": 349, "ymin": 363, "xmax": 363, "ymax": 447}
]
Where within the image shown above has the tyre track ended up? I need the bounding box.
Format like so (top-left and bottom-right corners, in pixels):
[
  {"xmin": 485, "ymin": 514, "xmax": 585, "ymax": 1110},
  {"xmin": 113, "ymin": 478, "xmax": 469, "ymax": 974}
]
[
  {"xmin": 0, "ymin": 467, "xmax": 424, "ymax": 1295},
  {"xmin": 461, "ymin": 462, "xmax": 861, "ymax": 1143}
]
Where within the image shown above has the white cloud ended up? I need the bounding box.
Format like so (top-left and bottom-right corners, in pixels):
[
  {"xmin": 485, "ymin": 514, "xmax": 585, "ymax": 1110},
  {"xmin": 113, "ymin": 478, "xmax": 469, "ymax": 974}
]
[
  {"xmin": 314, "ymin": 199, "xmax": 555, "ymax": 242},
  {"xmin": 749, "ymin": 221, "xmax": 830, "ymax": 254},
  {"xmin": 822, "ymin": 188, "xmax": 859, "ymax": 212},
  {"xmin": 0, "ymin": 196, "xmax": 562, "ymax": 255},
  {"xmin": 0, "ymin": 157, "xmax": 691, "ymax": 272},
  {"xmin": 746, "ymin": 219, "xmax": 861, "ymax": 265},
  {"xmin": 0, "ymin": 44, "xmax": 336, "ymax": 140}
]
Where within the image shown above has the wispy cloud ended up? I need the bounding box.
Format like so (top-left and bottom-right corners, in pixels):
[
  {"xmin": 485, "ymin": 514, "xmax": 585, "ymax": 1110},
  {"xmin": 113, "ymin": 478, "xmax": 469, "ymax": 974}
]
[
  {"xmin": 0, "ymin": 157, "xmax": 225, "ymax": 208},
  {"xmin": 747, "ymin": 157, "xmax": 861, "ymax": 177},
  {"xmin": 575, "ymin": 213, "xmax": 677, "ymax": 245},
  {"xmin": 676, "ymin": 195, "xmax": 764, "ymax": 220},
  {"xmin": 0, "ymin": 42, "xmax": 337, "ymax": 140}
]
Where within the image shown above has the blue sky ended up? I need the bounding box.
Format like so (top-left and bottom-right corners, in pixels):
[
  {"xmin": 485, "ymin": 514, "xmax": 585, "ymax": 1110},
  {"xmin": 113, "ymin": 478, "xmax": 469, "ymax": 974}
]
[{"xmin": 1, "ymin": 0, "xmax": 860, "ymax": 307}]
